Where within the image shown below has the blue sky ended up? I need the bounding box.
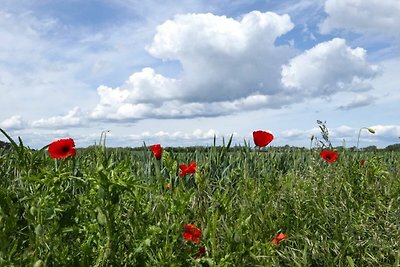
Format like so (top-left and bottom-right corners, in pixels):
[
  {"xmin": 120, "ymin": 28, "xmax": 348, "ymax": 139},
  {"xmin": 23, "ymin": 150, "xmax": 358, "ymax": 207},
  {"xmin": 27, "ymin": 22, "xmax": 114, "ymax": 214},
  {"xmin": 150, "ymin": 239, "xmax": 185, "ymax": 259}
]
[{"xmin": 0, "ymin": 0, "xmax": 399, "ymax": 148}]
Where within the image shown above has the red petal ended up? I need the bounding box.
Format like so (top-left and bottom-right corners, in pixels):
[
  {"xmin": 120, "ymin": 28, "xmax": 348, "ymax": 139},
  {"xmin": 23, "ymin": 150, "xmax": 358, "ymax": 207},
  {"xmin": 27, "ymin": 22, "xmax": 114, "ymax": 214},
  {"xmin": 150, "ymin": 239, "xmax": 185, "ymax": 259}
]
[
  {"xmin": 187, "ymin": 162, "xmax": 197, "ymax": 173},
  {"xmin": 179, "ymin": 163, "xmax": 197, "ymax": 176},
  {"xmin": 272, "ymin": 232, "xmax": 287, "ymax": 245},
  {"xmin": 195, "ymin": 247, "xmax": 206, "ymax": 259},
  {"xmin": 253, "ymin": 131, "xmax": 274, "ymax": 147},
  {"xmin": 320, "ymin": 150, "xmax": 339, "ymax": 163},
  {"xmin": 150, "ymin": 144, "xmax": 162, "ymax": 160},
  {"xmin": 179, "ymin": 164, "xmax": 187, "ymax": 176},
  {"xmin": 189, "ymin": 162, "xmax": 197, "ymax": 168},
  {"xmin": 182, "ymin": 231, "xmax": 193, "ymax": 241},
  {"xmin": 179, "ymin": 164, "xmax": 188, "ymax": 171},
  {"xmin": 184, "ymin": 224, "xmax": 195, "ymax": 229},
  {"xmin": 183, "ymin": 224, "xmax": 202, "ymax": 243},
  {"xmin": 48, "ymin": 138, "xmax": 76, "ymax": 159}
]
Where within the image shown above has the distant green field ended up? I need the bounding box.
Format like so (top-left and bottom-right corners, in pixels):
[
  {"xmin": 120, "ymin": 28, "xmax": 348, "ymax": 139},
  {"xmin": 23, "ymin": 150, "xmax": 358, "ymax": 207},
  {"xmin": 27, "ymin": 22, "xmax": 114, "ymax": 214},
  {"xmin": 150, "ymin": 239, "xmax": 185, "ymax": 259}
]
[{"xmin": 0, "ymin": 134, "xmax": 399, "ymax": 266}]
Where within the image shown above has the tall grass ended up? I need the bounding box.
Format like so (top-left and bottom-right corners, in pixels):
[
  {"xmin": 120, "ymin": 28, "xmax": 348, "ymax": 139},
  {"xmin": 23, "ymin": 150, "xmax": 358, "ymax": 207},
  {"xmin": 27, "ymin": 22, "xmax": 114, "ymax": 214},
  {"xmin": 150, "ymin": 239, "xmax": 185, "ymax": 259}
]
[{"xmin": 0, "ymin": 135, "xmax": 399, "ymax": 266}]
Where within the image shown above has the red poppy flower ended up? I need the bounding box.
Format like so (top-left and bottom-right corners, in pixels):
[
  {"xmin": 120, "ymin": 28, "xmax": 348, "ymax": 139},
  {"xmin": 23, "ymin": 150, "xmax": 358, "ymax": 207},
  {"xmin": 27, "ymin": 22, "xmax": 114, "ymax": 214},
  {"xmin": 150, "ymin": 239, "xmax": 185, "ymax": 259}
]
[
  {"xmin": 253, "ymin": 130, "xmax": 274, "ymax": 147},
  {"xmin": 48, "ymin": 138, "xmax": 77, "ymax": 159},
  {"xmin": 320, "ymin": 150, "xmax": 339, "ymax": 163},
  {"xmin": 150, "ymin": 144, "xmax": 162, "ymax": 160},
  {"xmin": 272, "ymin": 232, "xmax": 287, "ymax": 245},
  {"xmin": 179, "ymin": 162, "xmax": 196, "ymax": 177},
  {"xmin": 182, "ymin": 224, "xmax": 202, "ymax": 243},
  {"xmin": 195, "ymin": 247, "xmax": 206, "ymax": 259}
]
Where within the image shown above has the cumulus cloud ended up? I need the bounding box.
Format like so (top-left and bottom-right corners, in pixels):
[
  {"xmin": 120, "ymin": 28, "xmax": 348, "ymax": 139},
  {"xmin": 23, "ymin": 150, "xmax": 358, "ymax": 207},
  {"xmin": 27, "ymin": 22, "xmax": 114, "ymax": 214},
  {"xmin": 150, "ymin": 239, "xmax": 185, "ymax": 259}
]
[
  {"xmin": 31, "ymin": 107, "xmax": 85, "ymax": 129},
  {"xmin": 281, "ymin": 38, "xmax": 379, "ymax": 96},
  {"xmin": 337, "ymin": 94, "xmax": 377, "ymax": 110},
  {"xmin": 128, "ymin": 128, "xmax": 222, "ymax": 142},
  {"xmin": 91, "ymin": 14, "xmax": 381, "ymax": 122},
  {"xmin": 279, "ymin": 125, "xmax": 399, "ymax": 147},
  {"xmin": 320, "ymin": 0, "xmax": 400, "ymax": 37},
  {"xmin": 0, "ymin": 115, "xmax": 27, "ymax": 130},
  {"xmin": 91, "ymin": 11, "xmax": 296, "ymax": 121},
  {"xmin": 148, "ymin": 11, "xmax": 294, "ymax": 102},
  {"xmin": 370, "ymin": 125, "xmax": 400, "ymax": 138},
  {"xmin": 281, "ymin": 129, "xmax": 308, "ymax": 138}
]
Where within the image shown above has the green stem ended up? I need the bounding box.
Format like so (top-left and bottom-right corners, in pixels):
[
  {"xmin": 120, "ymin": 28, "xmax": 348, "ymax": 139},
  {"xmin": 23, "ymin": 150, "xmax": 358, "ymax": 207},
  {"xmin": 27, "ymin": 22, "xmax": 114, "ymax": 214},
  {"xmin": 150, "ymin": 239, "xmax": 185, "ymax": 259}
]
[
  {"xmin": 106, "ymin": 210, "xmax": 115, "ymax": 265},
  {"xmin": 357, "ymin": 127, "xmax": 367, "ymax": 150},
  {"xmin": 100, "ymin": 206, "xmax": 115, "ymax": 267},
  {"xmin": 154, "ymin": 160, "xmax": 163, "ymax": 189}
]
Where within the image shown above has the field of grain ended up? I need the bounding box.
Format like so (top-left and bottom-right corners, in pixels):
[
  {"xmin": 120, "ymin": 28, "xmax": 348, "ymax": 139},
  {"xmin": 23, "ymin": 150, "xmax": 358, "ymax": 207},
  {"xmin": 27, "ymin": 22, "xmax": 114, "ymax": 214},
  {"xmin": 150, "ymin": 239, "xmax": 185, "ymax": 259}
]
[{"xmin": 0, "ymin": 130, "xmax": 399, "ymax": 266}]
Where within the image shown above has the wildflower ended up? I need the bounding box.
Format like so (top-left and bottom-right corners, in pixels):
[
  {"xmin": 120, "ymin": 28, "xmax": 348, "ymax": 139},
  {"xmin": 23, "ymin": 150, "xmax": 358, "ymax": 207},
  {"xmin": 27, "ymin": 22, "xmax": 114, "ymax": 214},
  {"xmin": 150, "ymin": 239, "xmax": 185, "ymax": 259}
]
[
  {"xmin": 150, "ymin": 144, "xmax": 162, "ymax": 160},
  {"xmin": 320, "ymin": 150, "xmax": 339, "ymax": 163},
  {"xmin": 195, "ymin": 247, "xmax": 206, "ymax": 259},
  {"xmin": 48, "ymin": 138, "xmax": 77, "ymax": 159},
  {"xmin": 357, "ymin": 127, "xmax": 375, "ymax": 149},
  {"xmin": 179, "ymin": 162, "xmax": 196, "ymax": 176},
  {"xmin": 360, "ymin": 159, "xmax": 366, "ymax": 166},
  {"xmin": 272, "ymin": 232, "xmax": 287, "ymax": 245},
  {"xmin": 182, "ymin": 224, "xmax": 202, "ymax": 243},
  {"xmin": 253, "ymin": 130, "xmax": 274, "ymax": 147}
]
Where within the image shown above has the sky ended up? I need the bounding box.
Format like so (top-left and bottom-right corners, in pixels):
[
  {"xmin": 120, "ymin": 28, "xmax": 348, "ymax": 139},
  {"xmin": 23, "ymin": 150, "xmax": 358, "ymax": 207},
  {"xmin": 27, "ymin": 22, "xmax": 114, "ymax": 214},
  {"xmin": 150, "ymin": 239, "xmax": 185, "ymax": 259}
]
[{"xmin": 0, "ymin": 0, "xmax": 399, "ymax": 148}]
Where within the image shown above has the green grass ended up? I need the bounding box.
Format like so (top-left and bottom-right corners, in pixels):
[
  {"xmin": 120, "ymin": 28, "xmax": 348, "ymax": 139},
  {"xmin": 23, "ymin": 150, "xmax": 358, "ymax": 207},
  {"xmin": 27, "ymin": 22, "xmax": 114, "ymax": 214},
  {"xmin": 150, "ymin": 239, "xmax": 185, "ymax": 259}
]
[{"xmin": 0, "ymin": 137, "xmax": 399, "ymax": 266}]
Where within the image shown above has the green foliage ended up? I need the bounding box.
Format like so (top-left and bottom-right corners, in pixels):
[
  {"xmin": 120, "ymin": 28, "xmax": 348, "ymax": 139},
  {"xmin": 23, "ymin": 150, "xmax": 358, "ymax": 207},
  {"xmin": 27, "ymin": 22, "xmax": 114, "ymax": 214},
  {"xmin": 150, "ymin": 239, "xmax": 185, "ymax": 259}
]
[
  {"xmin": 0, "ymin": 131, "xmax": 399, "ymax": 266},
  {"xmin": 384, "ymin": 143, "xmax": 400, "ymax": 151}
]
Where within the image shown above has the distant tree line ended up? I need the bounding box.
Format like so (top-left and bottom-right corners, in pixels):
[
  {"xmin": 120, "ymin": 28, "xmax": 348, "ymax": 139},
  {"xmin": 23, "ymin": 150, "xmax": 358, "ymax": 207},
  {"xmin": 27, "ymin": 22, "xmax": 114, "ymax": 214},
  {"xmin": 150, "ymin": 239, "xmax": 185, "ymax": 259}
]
[
  {"xmin": 1, "ymin": 141, "xmax": 400, "ymax": 152},
  {"xmin": 114, "ymin": 144, "xmax": 400, "ymax": 153}
]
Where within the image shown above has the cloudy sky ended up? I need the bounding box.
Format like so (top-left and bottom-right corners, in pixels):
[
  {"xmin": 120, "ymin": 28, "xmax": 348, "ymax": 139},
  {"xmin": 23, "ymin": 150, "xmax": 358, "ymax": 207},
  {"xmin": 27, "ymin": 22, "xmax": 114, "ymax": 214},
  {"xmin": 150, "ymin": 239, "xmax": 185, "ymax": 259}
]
[{"xmin": 0, "ymin": 0, "xmax": 399, "ymax": 148}]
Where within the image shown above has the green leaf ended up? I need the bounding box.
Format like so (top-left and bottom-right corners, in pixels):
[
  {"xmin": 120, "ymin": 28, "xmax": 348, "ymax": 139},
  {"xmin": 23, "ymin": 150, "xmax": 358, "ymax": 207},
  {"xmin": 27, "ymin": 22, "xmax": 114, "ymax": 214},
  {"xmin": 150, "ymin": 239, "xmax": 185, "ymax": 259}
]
[{"xmin": 346, "ymin": 256, "xmax": 355, "ymax": 267}]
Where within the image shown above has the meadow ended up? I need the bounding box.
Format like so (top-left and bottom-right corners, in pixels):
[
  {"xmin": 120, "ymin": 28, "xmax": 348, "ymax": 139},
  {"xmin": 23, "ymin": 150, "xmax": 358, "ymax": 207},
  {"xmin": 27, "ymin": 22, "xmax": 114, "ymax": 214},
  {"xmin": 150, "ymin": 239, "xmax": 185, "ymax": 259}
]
[{"xmin": 0, "ymin": 128, "xmax": 399, "ymax": 267}]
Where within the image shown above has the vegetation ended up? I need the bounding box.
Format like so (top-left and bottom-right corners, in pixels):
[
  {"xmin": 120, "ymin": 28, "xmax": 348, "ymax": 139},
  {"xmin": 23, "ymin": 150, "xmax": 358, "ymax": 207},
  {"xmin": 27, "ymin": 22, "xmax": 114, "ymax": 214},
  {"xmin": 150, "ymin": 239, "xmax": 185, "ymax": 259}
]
[
  {"xmin": 0, "ymin": 129, "xmax": 399, "ymax": 266},
  {"xmin": 0, "ymin": 140, "xmax": 10, "ymax": 149}
]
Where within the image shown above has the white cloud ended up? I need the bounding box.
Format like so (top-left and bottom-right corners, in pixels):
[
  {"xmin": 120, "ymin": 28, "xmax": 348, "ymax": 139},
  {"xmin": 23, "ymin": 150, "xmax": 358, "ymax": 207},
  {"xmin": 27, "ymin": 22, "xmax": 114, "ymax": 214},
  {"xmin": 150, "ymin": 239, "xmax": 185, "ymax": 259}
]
[
  {"xmin": 31, "ymin": 107, "xmax": 85, "ymax": 129},
  {"xmin": 337, "ymin": 94, "xmax": 377, "ymax": 110},
  {"xmin": 128, "ymin": 128, "xmax": 221, "ymax": 143},
  {"xmin": 90, "ymin": 14, "xmax": 383, "ymax": 123},
  {"xmin": 1, "ymin": 2, "xmax": 397, "ymax": 150},
  {"xmin": 0, "ymin": 115, "xmax": 27, "ymax": 130},
  {"xmin": 279, "ymin": 125, "xmax": 399, "ymax": 147},
  {"xmin": 90, "ymin": 11, "xmax": 298, "ymax": 121},
  {"xmin": 370, "ymin": 125, "xmax": 400, "ymax": 138},
  {"xmin": 370, "ymin": 58, "xmax": 400, "ymax": 104},
  {"xmin": 281, "ymin": 128, "xmax": 307, "ymax": 138},
  {"xmin": 125, "ymin": 68, "xmax": 180, "ymax": 103},
  {"xmin": 320, "ymin": 0, "xmax": 400, "ymax": 37},
  {"xmin": 0, "ymin": 10, "xmax": 99, "ymax": 120},
  {"xmin": 4, "ymin": 128, "xmax": 103, "ymax": 148},
  {"xmin": 330, "ymin": 125, "xmax": 357, "ymax": 139},
  {"xmin": 281, "ymin": 38, "xmax": 379, "ymax": 96},
  {"xmin": 148, "ymin": 11, "xmax": 294, "ymax": 102}
]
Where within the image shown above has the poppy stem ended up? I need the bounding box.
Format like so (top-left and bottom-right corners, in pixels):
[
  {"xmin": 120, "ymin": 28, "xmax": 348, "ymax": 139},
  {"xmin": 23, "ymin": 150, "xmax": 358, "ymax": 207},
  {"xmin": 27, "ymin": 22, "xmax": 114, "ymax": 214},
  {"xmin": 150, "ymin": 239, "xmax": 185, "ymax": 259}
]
[
  {"xmin": 357, "ymin": 127, "xmax": 375, "ymax": 150},
  {"xmin": 356, "ymin": 129, "xmax": 365, "ymax": 151},
  {"xmin": 154, "ymin": 160, "xmax": 162, "ymax": 188},
  {"xmin": 54, "ymin": 158, "xmax": 58, "ymax": 172},
  {"xmin": 71, "ymin": 156, "xmax": 76, "ymax": 175}
]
